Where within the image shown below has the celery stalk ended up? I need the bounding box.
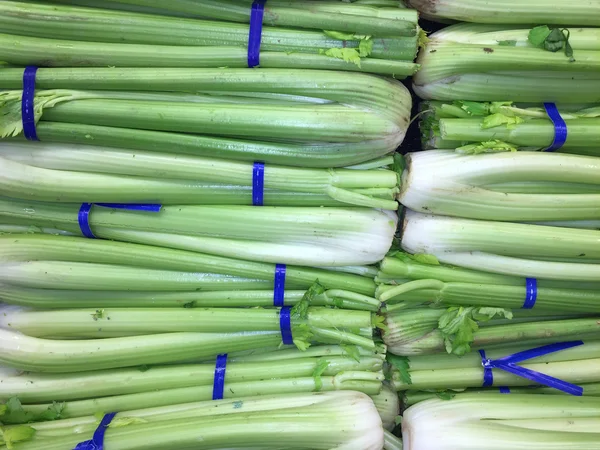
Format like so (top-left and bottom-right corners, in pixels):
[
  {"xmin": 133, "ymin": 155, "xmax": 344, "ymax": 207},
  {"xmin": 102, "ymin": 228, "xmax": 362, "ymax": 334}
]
[{"xmin": 0, "ymin": 234, "xmax": 377, "ymax": 295}]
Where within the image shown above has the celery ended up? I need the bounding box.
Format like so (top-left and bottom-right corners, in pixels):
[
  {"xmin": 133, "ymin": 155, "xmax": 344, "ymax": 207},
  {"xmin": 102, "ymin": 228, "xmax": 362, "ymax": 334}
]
[
  {"xmin": 0, "ymin": 142, "xmax": 399, "ymax": 210},
  {"xmin": 0, "ymin": 234, "xmax": 377, "ymax": 295},
  {"xmin": 399, "ymin": 151, "xmax": 600, "ymax": 221},
  {"xmin": 384, "ymin": 305, "xmax": 600, "ymax": 356},
  {"xmin": 414, "ymin": 23, "xmax": 600, "ymax": 102},
  {"xmin": 400, "ymin": 210, "xmax": 600, "ymax": 281},
  {"xmin": 391, "ymin": 340, "xmax": 600, "ymax": 391},
  {"xmin": 0, "ymin": 199, "xmax": 397, "ymax": 266},
  {"xmin": 1, "ymin": 391, "xmax": 385, "ymax": 449},
  {"xmin": 402, "ymin": 394, "xmax": 600, "ymax": 450},
  {"xmin": 407, "ymin": 0, "xmax": 600, "ymax": 26},
  {"xmin": 369, "ymin": 383, "xmax": 400, "ymax": 431},
  {"xmin": 0, "ymin": 68, "xmax": 411, "ymax": 167}
]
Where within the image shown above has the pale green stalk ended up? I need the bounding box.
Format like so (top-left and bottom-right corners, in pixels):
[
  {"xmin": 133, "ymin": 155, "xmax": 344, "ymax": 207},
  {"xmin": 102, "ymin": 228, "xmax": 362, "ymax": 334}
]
[
  {"xmin": 392, "ymin": 340, "xmax": 600, "ymax": 391},
  {"xmin": 0, "ymin": 199, "xmax": 397, "ymax": 266},
  {"xmin": 3, "ymin": 391, "xmax": 385, "ymax": 450},
  {"xmin": 384, "ymin": 431, "xmax": 403, "ymax": 450},
  {"xmin": 370, "ymin": 383, "xmax": 400, "ymax": 431},
  {"xmin": 0, "ymin": 353, "xmax": 384, "ymax": 402},
  {"xmin": 414, "ymin": 23, "xmax": 600, "ymax": 102},
  {"xmin": 400, "ymin": 150, "xmax": 600, "ymax": 221},
  {"xmin": 6, "ymin": 374, "xmax": 384, "ymax": 422},
  {"xmin": 48, "ymin": 0, "xmax": 418, "ymax": 35},
  {"xmin": 0, "ymin": 284, "xmax": 381, "ymax": 311},
  {"xmin": 0, "ymin": 306, "xmax": 374, "ymax": 338},
  {"xmin": 0, "ymin": 142, "xmax": 399, "ymax": 209},
  {"xmin": 0, "ymin": 234, "xmax": 377, "ymax": 295},
  {"xmin": 401, "ymin": 210, "xmax": 600, "ymax": 280},
  {"xmin": 407, "ymin": 0, "xmax": 600, "ymax": 25},
  {"xmin": 0, "ymin": 1, "xmax": 418, "ymax": 61},
  {"xmin": 402, "ymin": 394, "xmax": 600, "ymax": 450}
]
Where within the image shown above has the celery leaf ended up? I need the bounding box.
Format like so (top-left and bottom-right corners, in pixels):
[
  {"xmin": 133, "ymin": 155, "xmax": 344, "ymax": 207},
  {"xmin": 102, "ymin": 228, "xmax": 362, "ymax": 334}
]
[
  {"xmin": 0, "ymin": 425, "xmax": 36, "ymax": 449},
  {"xmin": 456, "ymin": 140, "xmax": 517, "ymax": 155},
  {"xmin": 387, "ymin": 354, "xmax": 412, "ymax": 385},
  {"xmin": 341, "ymin": 344, "xmax": 361, "ymax": 362},
  {"xmin": 528, "ymin": 25, "xmax": 575, "ymax": 61},
  {"xmin": 482, "ymin": 113, "xmax": 525, "ymax": 129},
  {"xmin": 319, "ymin": 48, "xmax": 362, "ymax": 67},
  {"xmin": 312, "ymin": 360, "xmax": 330, "ymax": 392}
]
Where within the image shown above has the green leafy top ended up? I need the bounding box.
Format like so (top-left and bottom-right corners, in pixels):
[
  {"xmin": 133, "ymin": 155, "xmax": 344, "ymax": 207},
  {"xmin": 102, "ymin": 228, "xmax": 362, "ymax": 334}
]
[
  {"xmin": 312, "ymin": 360, "xmax": 330, "ymax": 392},
  {"xmin": 289, "ymin": 282, "xmax": 324, "ymax": 351},
  {"xmin": 456, "ymin": 140, "xmax": 518, "ymax": 155},
  {"xmin": 528, "ymin": 25, "xmax": 575, "ymax": 61},
  {"xmin": 0, "ymin": 398, "xmax": 65, "ymax": 425},
  {"xmin": 386, "ymin": 354, "xmax": 411, "ymax": 385},
  {"xmin": 438, "ymin": 306, "xmax": 513, "ymax": 356},
  {"xmin": 0, "ymin": 425, "xmax": 36, "ymax": 449},
  {"xmin": 341, "ymin": 344, "xmax": 361, "ymax": 362},
  {"xmin": 320, "ymin": 31, "xmax": 373, "ymax": 67}
]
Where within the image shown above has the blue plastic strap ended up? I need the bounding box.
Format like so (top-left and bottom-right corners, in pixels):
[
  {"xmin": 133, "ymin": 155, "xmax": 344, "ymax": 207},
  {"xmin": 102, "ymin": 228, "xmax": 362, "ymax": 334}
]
[
  {"xmin": 252, "ymin": 162, "xmax": 265, "ymax": 206},
  {"xmin": 543, "ymin": 103, "xmax": 568, "ymax": 152},
  {"xmin": 73, "ymin": 412, "xmax": 117, "ymax": 450},
  {"xmin": 212, "ymin": 354, "xmax": 228, "ymax": 400},
  {"xmin": 479, "ymin": 341, "xmax": 584, "ymax": 396},
  {"xmin": 22, "ymin": 66, "xmax": 39, "ymax": 141},
  {"xmin": 78, "ymin": 203, "xmax": 162, "ymax": 239},
  {"xmin": 273, "ymin": 264, "xmax": 287, "ymax": 307},
  {"xmin": 248, "ymin": 0, "xmax": 266, "ymax": 67},
  {"xmin": 523, "ymin": 278, "xmax": 538, "ymax": 309},
  {"xmin": 499, "ymin": 386, "xmax": 511, "ymax": 394},
  {"xmin": 279, "ymin": 306, "xmax": 293, "ymax": 345}
]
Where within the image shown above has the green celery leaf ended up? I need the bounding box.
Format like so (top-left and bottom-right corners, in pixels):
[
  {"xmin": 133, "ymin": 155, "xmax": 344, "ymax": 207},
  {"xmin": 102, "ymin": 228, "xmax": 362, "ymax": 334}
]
[
  {"xmin": 0, "ymin": 425, "xmax": 36, "ymax": 449},
  {"xmin": 35, "ymin": 402, "xmax": 65, "ymax": 422},
  {"xmin": 323, "ymin": 30, "xmax": 368, "ymax": 41},
  {"xmin": 319, "ymin": 48, "xmax": 362, "ymax": 67},
  {"xmin": 482, "ymin": 113, "xmax": 525, "ymax": 129},
  {"xmin": 455, "ymin": 101, "xmax": 490, "ymax": 116},
  {"xmin": 372, "ymin": 314, "xmax": 388, "ymax": 332},
  {"xmin": 528, "ymin": 25, "xmax": 575, "ymax": 61},
  {"xmin": 1, "ymin": 398, "xmax": 34, "ymax": 425},
  {"xmin": 528, "ymin": 25, "xmax": 553, "ymax": 47},
  {"xmin": 394, "ymin": 415, "xmax": 403, "ymax": 426},
  {"xmin": 312, "ymin": 360, "xmax": 330, "ymax": 392},
  {"xmin": 358, "ymin": 37, "xmax": 374, "ymax": 57},
  {"xmin": 341, "ymin": 344, "xmax": 361, "ymax": 362},
  {"xmin": 387, "ymin": 354, "xmax": 412, "ymax": 385},
  {"xmin": 436, "ymin": 391, "xmax": 457, "ymax": 401},
  {"xmin": 408, "ymin": 253, "xmax": 440, "ymax": 266},
  {"xmin": 456, "ymin": 140, "xmax": 517, "ymax": 155},
  {"xmin": 439, "ymin": 306, "xmax": 512, "ymax": 355}
]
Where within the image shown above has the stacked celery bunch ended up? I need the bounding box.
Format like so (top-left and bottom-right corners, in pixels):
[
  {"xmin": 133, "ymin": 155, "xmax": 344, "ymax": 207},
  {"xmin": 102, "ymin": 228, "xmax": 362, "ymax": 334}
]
[
  {"xmin": 0, "ymin": 1, "xmax": 422, "ymax": 449},
  {"xmin": 393, "ymin": 3, "xmax": 600, "ymax": 450}
]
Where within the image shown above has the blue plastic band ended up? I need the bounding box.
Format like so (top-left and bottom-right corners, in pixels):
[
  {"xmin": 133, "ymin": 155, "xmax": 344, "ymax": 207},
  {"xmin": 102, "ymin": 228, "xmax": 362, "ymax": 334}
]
[
  {"xmin": 22, "ymin": 66, "xmax": 39, "ymax": 141},
  {"xmin": 279, "ymin": 306, "xmax": 293, "ymax": 345},
  {"xmin": 479, "ymin": 341, "xmax": 584, "ymax": 396},
  {"xmin": 248, "ymin": 0, "xmax": 266, "ymax": 67},
  {"xmin": 73, "ymin": 412, "xmax": 117, "ymax": 450},
  {"xmin": 273, "ymin": 264, "xmax": 287, "ymax": 307},
  {"xmin": 499, "ymin": 386, "xmax": 511, "ymax": 394},
  {"xmin": 78, "ymin": 203, "xmax": 162, "ymax": 239},
  {"xmin": 523, "ymin": 278, "xmax": 538, "ymax": 309},
  {"xmin": 252, "ymin": 162, "xmax": 265, "ymax": 206},
  {"xmin": 212, "ymin": 354, "xmax": 228, "ymax": 400},
  {"xmin": 543, "ymin": 103, "xmax": 568, "ymax": 152}
]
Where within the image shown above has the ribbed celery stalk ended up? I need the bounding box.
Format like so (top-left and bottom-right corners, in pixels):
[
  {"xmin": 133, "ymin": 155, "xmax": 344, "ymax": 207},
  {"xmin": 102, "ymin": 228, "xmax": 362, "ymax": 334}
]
[
  {"xmin": 0, "ymin": 68, "xmax": 411, "ymax": 167},
  {"xmin": 0, "ymin": 199, "xmax": 397, "ymax": 266},
  {"xmin": 384, "ymin": 306, "xmax": 600, "ymax": 356},
  {"xmin": 399, "ymin": 151, "xmax": 600, "ymax": 221},
  {"xmin": 402, "ymin": 383, "xmax": 600, "ymax": 408},
  {"xmin": 0, "ymin": 142, "xmax": 400, "ymax": 209},
  {"xmin": 1, "ymin": 391, "xmax": 385, "ymax": 450},
  {"xmin": 0, "ymin": 306, "xmax": 376, "ymax": 339},
  {"xmin": 420, "ymin": 101, "xmax": 600, "ymax": 154},
  {"xmin": 400, "ymin": 210, "xmax": 600, "ymax": 281},
  {"xmin": 402, "ymin": 394, "xmax": 600, "ymax": 450},
  {"xmin": 0, "ymin": 1, "xmax": 419, "ymax": 62},
  {"xmin": 0, "ymin": 350, "xmax": 384, "ymax": 402},
  {"xmin": 47, "ymin": 0, "xmax": 418, "ymax": 35},
  {"xmin": 369, "ymin": 383, "xmax": 400, "ymax": 431},
  {"xmin": 0, "ymin": 234, "xmax": 377, "ymax": 295},
  {"xmin": 391, "ymin": 340, "xmax": 600, "ymax": 391},
  {"xmin": 407, "ymin": 0, "xmax": 600, "ymax": 25},
  {"xmin": 0, "ymin": 284, "xmax": 381, "ymax": 311},
  {"xmin": 414, "ymin": 23, "xmax": 600, "ymax": 102}
]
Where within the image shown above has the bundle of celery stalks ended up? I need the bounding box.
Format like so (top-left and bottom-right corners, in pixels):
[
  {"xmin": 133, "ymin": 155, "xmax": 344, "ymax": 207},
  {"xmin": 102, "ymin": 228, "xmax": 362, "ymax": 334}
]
[{"xmin": 2, "ymin": 1, "xmax": 600, "ymax": 450}]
